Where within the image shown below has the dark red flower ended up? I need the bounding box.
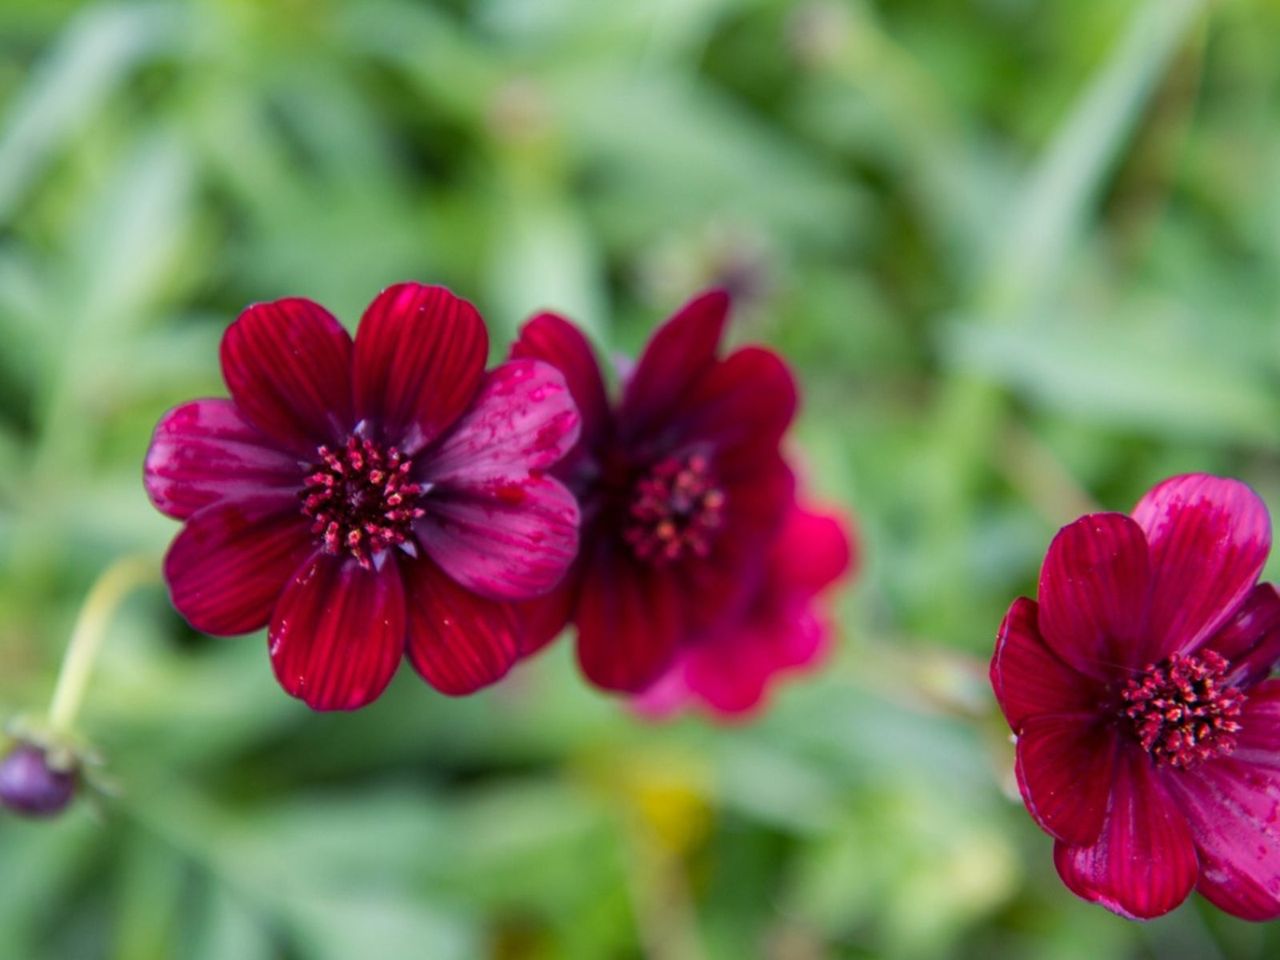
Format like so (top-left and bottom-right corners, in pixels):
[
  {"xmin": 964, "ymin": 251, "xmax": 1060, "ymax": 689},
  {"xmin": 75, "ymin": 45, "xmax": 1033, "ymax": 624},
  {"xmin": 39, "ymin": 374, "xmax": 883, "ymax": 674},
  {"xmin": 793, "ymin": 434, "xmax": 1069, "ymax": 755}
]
[
  {"xmin": 635, "ymin": 494, "xmax": 855, "ymax": 720},
  {"xmin": 510, "ymin": 290, "xmax": 797, "ymax": 692},
  {"xmin": 145, "ymin": 284, "xmax": 581, "ymax": 710},
  {"xmin": 991, "ymin": 474, "xmax": 1280, "ymax": 920},
  {"xmin": 0, "ymin": 744, "xmax": 76, "ymax": 818}
]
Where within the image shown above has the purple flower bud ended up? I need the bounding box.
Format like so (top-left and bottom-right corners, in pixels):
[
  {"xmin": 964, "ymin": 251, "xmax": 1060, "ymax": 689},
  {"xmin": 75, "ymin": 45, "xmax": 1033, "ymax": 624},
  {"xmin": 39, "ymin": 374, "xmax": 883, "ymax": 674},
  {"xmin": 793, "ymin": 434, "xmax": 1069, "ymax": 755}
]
[{"xmin": 0, "ymin": 744, "xmax": 76, "ymax": 818}]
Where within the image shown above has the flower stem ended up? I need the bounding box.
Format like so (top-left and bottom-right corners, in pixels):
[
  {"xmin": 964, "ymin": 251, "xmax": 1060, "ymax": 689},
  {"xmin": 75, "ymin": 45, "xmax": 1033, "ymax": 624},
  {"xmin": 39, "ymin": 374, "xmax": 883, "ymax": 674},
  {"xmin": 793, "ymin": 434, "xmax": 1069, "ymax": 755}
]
[
  {"xmin": 624, "ymin": 810, "xmax": 707, "ymax": 960},
  {"xmin": 47, "ymin": 555, "xmax": 159, "ymax": 735}
]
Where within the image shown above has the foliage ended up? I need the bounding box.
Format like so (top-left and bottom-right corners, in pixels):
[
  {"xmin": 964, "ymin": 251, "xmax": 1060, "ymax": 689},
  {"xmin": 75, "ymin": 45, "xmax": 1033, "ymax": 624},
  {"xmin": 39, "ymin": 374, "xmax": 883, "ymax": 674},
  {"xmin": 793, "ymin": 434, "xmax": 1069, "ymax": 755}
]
[{"xmin": 1, "ymin": 0, "xmax": 1279, "ymax": 957}]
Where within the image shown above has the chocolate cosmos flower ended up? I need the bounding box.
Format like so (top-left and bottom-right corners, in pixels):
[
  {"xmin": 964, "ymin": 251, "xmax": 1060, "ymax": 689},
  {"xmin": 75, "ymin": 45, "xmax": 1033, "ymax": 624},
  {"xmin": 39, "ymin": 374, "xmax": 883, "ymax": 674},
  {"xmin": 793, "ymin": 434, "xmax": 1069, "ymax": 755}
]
[
  {"xmin": 145, "ymin": 284, "xmax": 581, "ymax": 710},
  {"xmin": 991, "ymin": 474, "xmax": 1280, "ymax": 920},
  {"xmin": 511, "ymin": 290, "xmax": 796, "ymax": 692},
  {"xmin": 636, "ymin": 495, "xmax": 855, "ymax": 720}
]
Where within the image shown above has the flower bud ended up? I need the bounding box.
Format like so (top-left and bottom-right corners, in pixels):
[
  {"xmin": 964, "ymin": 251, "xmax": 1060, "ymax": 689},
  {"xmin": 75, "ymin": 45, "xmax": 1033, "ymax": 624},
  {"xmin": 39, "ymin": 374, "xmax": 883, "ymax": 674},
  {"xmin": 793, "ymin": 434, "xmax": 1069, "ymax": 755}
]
[{"xmin": 0, "ymin": 744, "xmax": 76, "ymax": 818}]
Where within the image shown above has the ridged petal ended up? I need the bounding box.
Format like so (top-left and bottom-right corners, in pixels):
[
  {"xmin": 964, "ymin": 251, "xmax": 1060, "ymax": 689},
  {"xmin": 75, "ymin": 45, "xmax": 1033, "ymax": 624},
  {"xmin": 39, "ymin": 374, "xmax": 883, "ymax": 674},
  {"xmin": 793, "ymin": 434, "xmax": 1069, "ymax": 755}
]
[
  {"xmin": 679, "ymin": 346, "xmax": 797, "ymax": 470},
  {"xmin": 681, "ymin": 453, "xmax": 793, "ymax": 635},
  {"xmin": 637, "ymin": 501, "xmax": 849, "ymax": 720},
  {"xmin": 1166, "ymin": 754, "xmax": 1280, "ymax": 921},
  {"xmin": 511, "ymin": 312, "xmax": 611, "ymax": 461},
  {"xmin": 619, "ymin": 289, "xmax": 728, "ymax": 440},
  {"xmin": 415, "ymin": 359, "xmax": 581, "ymax": 600},
  {"xmin": 1015, "ymin": 715, "xmax": 1117, "ymax": 845},
  {"xmin": 1132, "ymin": 474, "xmax": 1271, "ymax": 662},
  {"xmin": 144, "ymin": 398, "xmax": 300, "ymax": 520},
  {"xmin": 402, "ymin": 557, "xmax": 520, "ymax": 695},
  {"xmin": 1229, "ymin": 679, "xmax": 1280, "ymax": 771},
  {"xmin": 1053, "ymin": 747, "xmax": 1198, "ymax": 920},
  {"xmin": 353, "ymin": 283, "xmax": 487, "ymax": 454},
  {"xmin": 268, "ymin": 554, "xmax": 405, "ymax": 711},
  {"xmin": 220, "ymin": 297, "xmax": 354, "ymax": 455},
  {"xmin": 422, "ymin": 359, "xmax": 581, "ymax": 485},
  {"xmin": 416, "ymin": 477, "xmax": 579, "ymax": 600},
  {"xmin": 990, "ymin": 597, "xmax": 1098, "ymax": 732},
  {"xmin": 576, "ymin": 547, "xmax": 683, "ymax": 692},
  {"xmin": 1037, "ymin": 513, "xmax": 1151, "ymax": 679},
  {"xmin": 164, "ymin": 495, "xmax": 315, "ymax": 636},
  {"xmin": 1196, "ymin": 680, "xmax": 1280, "ymax": 917},
  {"xmin": 512, "ymin": 573, "xmax": 580, "ymax": 657},
  {"xmin": 1206, "ymin": 584, "xmax": 1280, "ymax": 688}
]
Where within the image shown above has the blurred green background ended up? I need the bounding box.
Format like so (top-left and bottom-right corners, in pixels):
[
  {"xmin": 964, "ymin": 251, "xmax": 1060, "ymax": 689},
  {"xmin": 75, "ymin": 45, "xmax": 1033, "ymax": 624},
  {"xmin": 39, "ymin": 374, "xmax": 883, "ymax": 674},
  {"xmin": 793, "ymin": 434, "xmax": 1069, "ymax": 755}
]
[{"xmin": 2, "ymin": 0, "xmax": 1279, "ymax": 957}]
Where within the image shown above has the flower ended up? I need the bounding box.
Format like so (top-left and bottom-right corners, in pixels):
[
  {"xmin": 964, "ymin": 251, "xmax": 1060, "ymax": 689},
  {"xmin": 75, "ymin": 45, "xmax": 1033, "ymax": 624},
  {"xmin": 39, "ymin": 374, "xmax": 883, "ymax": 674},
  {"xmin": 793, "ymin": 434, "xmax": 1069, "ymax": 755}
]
[
  {"xmin": 510, "ymin": 290, "xmax": 797, "ymax": 692},
  {"xmin": 635, "ymin": 495, "xmax": 855, "ymax": 720},
  {"xmin": 990, "ymin": 474, "xmax": 1280, "ymax": 920},
  {"xmin": 145, "ymin": 283, "xmax": 581, "ymax": 710},
  {"xmin": 0, "ymin": 743, "xmax": 76, "ymax": 818}
]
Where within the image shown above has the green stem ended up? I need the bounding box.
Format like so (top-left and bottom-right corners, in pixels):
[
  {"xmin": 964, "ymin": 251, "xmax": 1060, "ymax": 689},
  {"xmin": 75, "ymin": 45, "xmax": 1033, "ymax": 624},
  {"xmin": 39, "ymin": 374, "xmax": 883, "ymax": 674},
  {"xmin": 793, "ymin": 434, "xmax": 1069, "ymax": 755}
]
[{"xmin": 47, "ymin": 555, "xmax": 158, "ymax": 735}]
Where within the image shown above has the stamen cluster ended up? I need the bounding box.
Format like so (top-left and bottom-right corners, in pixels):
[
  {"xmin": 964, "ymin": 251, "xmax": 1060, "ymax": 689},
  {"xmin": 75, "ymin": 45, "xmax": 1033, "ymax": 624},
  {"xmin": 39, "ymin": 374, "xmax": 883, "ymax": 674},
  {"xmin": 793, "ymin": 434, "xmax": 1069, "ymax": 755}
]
[
  {"xmin": 1120, "ymin": 650, "xmax": 1244, "ymax": 769},
  {"xmin": 301, "ymin": 435, "xmax": 425, "ymax": 568},
  {"xmin": 624, "ymin": 453, "xmax": 726, "ymax": 565}
]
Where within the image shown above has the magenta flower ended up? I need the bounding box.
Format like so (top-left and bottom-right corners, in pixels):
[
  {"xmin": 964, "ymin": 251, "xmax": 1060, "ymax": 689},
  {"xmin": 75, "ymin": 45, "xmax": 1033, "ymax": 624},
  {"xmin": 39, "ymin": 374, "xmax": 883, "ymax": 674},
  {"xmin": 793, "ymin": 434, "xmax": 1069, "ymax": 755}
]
[
  {"xmin": 635, "ymin": 494, "xmax": 855, "ymax": 720},
  {"xmin": 145, "ymin": 283, "xmax": 581, "ymax": 710},
  {"xmin": 510, "ymin": 290, "xmax": 797, "ymax": 692},
  {"xmin": 991, "ymin": 474, "xmax": 1280, "ymax": 920}
]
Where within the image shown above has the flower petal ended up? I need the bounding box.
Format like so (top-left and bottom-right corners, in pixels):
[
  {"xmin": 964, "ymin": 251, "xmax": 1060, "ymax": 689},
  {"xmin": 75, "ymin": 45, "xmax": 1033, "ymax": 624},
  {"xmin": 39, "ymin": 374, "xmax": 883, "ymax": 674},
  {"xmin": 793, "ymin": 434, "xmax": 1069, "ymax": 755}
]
[
  {"xmin": 144, "ymin": 399, "xmax": 301, "ymax": 520},
  {"xmin": 220, "ymin": 298, "xmax": 354, "ymax": 455},
  {"xmin": 679, "ymin": 346, "xmax": 798, "ymax": 469},
  {"xmin": 1132, "ymin": 474, "xmax": 1271, "ymax": 662},
  {"xmin": 619, "ymin": 289, "xmax": 728, "ymax": 439},
  {"xmin": 422, "ymin": 359, "xmax": 581, "ymax": 485},
  {"xmin": 511, "ymin": 312, "xmax": 611, "ymax": 459},
  {"xmin": 577, "ymin": 547, "xmax": 683, "ymax": 692},
  {"xmin": 640, "ymin": 508, "xmax": 844, "ymax": 721},
  {"xmin": 1037, "ymin": 513, "xmax": 1151, "ymax": 679},
  {"xmin": 401, "ymin": 557, "xmax": 520, "ymax": 695},
  {"xmin": 412, "ymin": 359, "xmax": 581, "ymax": 600},
  {"xmin": 772, "ymin": 502, "xmax": 855, "ymax": 596},
  {"xmin": 416, "ymin": 476, "xmax": 579, "ymax": 600},
  {"xmin": 164, "ymin": 496, "xmax": 315, "ymax": 636},
  {"xmin": 1166, "ymin": 749, "xmax": 1280, "ymax": 921},
  {"xmin": 682, "ymin": 453, "xmax": 793, "ymax": 636},
  {"xmin": 990, "ymin": 598, "xmax": 1098, "ymax": 732},
  {"xmin": 1015, "ymin": 715, "xmax": 1118, "ymax": 846},
  {"xmin": 1196, "ymin": 680, "xmax": 1280, "ymax": 917},
  {"xmin": 1053, "ymin": 747, "xmax": 1198, "ymax": 920},
  {"xmin": 632, "ymin": 663, "xmax": 690, "ymax": 720},
  {"xmin": 1205, "ymin": 584, "xmax": 1280, "ymax": 688},
  {"xmin": 1229, "ymin": 679, "xmax": 1280, "ymax": 771},
  {"xmin": 767, "ymin": 604, "xmax": 833, "ymax": 673},
  {"xmin": 689, "ymin": 609, "xmax": 830, "ymax": 719},
  {"xmin": 665, "ymin": 631, "xmax": 773, "ymax": 720},
  {"xmin": 268, "ymin": 554, "xmax": 406, "ymax": 711},
  {"xmin": 512, "ymin": 572, "xmax": 580, "ymax": 657},
  {"xmin": 353, "ymin": 283, "xmax": 487, "ymax": 454},
  {"xmin": 686, "ymin": 653, "xmax": 771, "ymax": 719}
]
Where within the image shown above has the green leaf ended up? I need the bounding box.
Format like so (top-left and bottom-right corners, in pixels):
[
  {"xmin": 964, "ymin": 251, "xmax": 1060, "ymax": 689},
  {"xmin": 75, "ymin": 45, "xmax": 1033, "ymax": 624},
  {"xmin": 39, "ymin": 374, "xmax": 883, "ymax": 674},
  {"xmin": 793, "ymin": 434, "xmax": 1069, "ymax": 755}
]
[{"xmin": 0, "ymin": 3, "xmax": 177, "ymax": 220}]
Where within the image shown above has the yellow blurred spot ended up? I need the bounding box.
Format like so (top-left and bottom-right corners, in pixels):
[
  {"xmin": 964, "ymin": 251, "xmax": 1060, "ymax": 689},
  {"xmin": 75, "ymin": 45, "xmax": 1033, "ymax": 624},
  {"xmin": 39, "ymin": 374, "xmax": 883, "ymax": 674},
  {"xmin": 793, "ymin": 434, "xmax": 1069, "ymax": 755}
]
[{"xmin": 578, "ymin": 748, "xmax": 714, "ymax": 860}]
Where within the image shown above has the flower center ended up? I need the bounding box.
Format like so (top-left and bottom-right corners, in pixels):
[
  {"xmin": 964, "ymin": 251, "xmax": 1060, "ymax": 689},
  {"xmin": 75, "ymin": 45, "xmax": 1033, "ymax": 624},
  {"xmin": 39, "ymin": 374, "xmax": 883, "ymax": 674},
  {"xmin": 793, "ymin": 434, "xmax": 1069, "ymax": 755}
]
[
  {"xmin": 1120, "ymin": 650, "xmax": 1244, "ymax": 770},
  {"xmin": 624, "ymin": 453, "xmax": 726, "ymax": 565},
  {"xmin": 300, "ymin": 435, "xmax": 425, "ymax": 569}
]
